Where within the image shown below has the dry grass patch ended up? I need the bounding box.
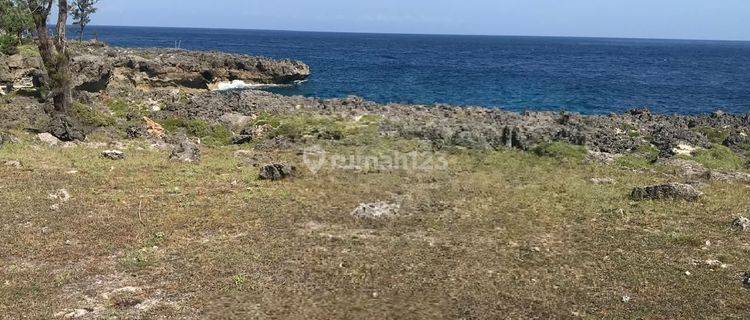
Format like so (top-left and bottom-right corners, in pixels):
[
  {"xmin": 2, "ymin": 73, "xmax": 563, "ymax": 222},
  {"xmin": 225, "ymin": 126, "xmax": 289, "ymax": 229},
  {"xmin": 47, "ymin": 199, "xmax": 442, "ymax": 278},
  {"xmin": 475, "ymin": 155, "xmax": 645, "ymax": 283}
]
[{"xmin": 1, "ymin": 134, "xmax": 749, "ymax": 318}]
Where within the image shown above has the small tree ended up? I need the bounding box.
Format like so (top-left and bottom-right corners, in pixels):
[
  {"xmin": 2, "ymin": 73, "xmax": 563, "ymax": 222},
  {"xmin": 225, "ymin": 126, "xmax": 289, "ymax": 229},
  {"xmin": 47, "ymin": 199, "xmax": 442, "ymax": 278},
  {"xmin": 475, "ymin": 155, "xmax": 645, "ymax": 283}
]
[
  {"xmin": 70, "ymin": 0, "xmax": 97, "ymax": 41},
  {"xmin": 26, "ymin": 0, "xmax": 85, "ymax": 140},
  {"xmin": 0, "ymin": 0, "xmax": 33, "ymax": 54}
]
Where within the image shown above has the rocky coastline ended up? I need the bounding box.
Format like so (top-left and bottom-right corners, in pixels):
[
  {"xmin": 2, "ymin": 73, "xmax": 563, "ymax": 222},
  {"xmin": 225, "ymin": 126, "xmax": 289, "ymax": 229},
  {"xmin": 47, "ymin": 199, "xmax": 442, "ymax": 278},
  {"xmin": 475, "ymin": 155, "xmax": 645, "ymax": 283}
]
[{"xmin": 2, "ymin": 43, "xmax": 749, "ymax": 160}]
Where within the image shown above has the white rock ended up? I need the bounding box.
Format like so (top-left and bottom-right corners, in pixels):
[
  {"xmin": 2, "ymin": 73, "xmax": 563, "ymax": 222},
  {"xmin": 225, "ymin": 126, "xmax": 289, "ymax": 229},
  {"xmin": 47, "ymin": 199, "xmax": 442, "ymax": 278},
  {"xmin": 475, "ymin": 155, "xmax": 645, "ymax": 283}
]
[
  {"xmin": 48, "ymin": 189, "xmax": 71, "ymax": 202},
  {"xmin": 37, "ymin": 133, "xmax": 60, "ymax": 146},
  {"xmin": 101, "ymin": 150, "xmax": 126, "ymax": 160},
  {"xmin": 732, "ymin": 217, "xmax": 750, "ymax": 231},
  {"xmin": 3, "ymin": 160, "xmax": 21, "ymax": 168},
  {"xmin": 64, "ymin": 309, "xmax": 90, "ymax": 319},
  {"xmin": 351, "ymin": 202, "xmax": 400, "ymax": 219},
  {"xmin": 672, "ymin": 143, "xmax": 697, "ymax": 156}
]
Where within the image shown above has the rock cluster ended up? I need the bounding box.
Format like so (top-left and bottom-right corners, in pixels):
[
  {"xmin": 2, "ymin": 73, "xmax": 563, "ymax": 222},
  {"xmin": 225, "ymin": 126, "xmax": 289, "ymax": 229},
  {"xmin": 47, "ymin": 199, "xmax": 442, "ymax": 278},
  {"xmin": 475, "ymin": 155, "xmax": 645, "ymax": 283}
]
[
  {"xmin": 351, "ymin": 202, "xmax": 401, "ymax": 219},
  {"xmin": 630, "ymin": 183, "xmax": 703, "ymax": 201},
  {"xmin": 168, "ymin": 90, "xmax": 750, "ymax": 158},
  {"xmin": 0, "ymin": 41, "xmax": 311, "ymax": 94}
]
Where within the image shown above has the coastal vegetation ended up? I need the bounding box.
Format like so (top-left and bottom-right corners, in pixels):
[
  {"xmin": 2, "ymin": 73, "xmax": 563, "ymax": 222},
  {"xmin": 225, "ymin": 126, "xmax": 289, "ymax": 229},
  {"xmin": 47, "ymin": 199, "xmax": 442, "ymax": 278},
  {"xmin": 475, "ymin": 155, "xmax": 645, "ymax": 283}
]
[{"xmin": 70, "ymin": 0, "xmax": 98, "ymax": 40}]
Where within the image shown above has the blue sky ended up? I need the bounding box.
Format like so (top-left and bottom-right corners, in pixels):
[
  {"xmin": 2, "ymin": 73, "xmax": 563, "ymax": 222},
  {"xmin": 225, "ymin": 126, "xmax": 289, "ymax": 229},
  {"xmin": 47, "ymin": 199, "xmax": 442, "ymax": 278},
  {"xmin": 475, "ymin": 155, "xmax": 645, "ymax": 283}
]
[{"xmin": 90, "ymin": 0, "xmax": 750, "ymax": 40}]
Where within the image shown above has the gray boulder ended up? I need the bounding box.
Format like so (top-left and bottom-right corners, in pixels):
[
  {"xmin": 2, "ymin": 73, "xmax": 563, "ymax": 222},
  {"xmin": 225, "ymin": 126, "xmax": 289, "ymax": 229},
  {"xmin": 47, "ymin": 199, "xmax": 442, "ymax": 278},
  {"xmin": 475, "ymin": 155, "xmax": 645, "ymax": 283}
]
[
  {"xmin": 101, "ymin": 150, "xmax": 126, "ymax": 160},
  {"xmin": 169, "ymin": 137, "xmax": 201, "ymax": 163},
  {"xmin": 48, "ymin": 114, "xmax": 87, "ymax": 142},
  {"xmin": 231, "ymin": 135, "xmax": 253, "ymax": 145},
  {"xmin": 37, "ymin": 132, "xmax": 61, "ymax": 146},
  {"xmin": 630, "ymin": 183, "xmax": 703, "ymax": 201},
  {"xmin": 259, "ymin": 163, "xmax": 295, "ymax": 180}
]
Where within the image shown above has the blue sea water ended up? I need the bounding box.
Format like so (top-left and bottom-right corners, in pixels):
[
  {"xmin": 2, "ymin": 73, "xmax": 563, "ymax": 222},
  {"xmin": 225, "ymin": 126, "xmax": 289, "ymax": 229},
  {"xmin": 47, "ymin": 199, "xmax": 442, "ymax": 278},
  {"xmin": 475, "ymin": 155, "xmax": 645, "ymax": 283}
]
[{"xmin": 83, "ymin": 26, "xmax": 750, "ymax": 115}]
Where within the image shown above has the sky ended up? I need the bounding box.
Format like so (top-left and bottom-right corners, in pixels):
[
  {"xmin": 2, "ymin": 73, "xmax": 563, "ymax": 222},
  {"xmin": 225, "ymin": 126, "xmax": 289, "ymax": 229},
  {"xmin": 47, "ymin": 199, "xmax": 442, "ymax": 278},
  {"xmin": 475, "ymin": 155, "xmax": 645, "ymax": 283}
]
[{"xmin": 89, "ymin": 0, "xmax": 750, "ymax": 41}]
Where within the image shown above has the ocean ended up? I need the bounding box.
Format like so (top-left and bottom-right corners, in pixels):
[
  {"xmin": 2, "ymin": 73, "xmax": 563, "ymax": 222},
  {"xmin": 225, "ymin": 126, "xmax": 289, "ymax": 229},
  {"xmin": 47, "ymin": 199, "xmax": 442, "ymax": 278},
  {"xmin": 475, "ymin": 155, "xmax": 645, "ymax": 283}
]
[{"xmin": 83, "ymin": 26, "xmax": 750, "ymax": 115}]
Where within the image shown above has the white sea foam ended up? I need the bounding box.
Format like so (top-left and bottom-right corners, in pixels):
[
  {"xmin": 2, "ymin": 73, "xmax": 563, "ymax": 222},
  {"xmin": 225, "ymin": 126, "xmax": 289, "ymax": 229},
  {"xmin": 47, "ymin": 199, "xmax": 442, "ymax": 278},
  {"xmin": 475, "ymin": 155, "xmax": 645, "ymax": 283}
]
[{"xmin": 212, "ymin": 79, "xmax": 306, "ymax": 91}]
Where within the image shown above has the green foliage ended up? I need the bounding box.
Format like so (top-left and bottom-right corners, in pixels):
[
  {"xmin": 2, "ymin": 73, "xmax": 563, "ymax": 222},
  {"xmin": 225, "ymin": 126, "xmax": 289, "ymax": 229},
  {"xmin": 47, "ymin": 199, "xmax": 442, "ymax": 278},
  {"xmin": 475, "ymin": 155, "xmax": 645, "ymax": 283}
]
[
  {"xmin": 107, "ymin": 99, "xmax": 147, "ymax": 119},
  {"xmin": 614, "ymin": 143, "xmax": 659, "ymax": 169},
  {"xmin": 160, "ymin": 117, "xmax": 232, "ymax": 147},
  {"xmin": 16, "ymin": 44, "xmax": 38, "ymax": 57},
  {"xmin": 71, "ymin": 102, "xmax": 116, "ymax": 127},
  {"xmin": 252, "ymin": 112, "xmax": 281, "ymax": 128},
  {"xmin": 249, "ymin": 113, "xmax": 348, "ymax": 141},
  {"xmin": 616, "ymin": 155, "xmax": 653, "ymax": 169},
  {"xmin": 0, "ymin": 34, "xmax": 18, "ymax": 55},
  {"xmin": 690, "ymin": 144, "xmax": 745, "ymax": 171},
  {"xmin": 70, "ymin": 0, "xmax": 99, "ymax": 39},
  {"xmin": 532, "ymin": 141, "xmax": 587, "ymax": 160},
  {"xmin": 271, "ymin": 116, "xmax": 345, "ymax": 141},
  {"xmin": 695, "ymin": 126, "xmax": 730, "ymax": 144},
  {"xmin": 0, "ymin": 0, "xmax": 33, "ymax": 54}
]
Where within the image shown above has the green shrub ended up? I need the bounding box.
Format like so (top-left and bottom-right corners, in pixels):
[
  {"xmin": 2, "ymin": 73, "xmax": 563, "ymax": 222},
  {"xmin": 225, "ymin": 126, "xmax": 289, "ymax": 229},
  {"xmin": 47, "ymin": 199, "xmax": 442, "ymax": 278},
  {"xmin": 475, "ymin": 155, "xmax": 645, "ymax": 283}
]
[
  {"xmin": 265, "ymin": 115, "xmax": 346, "ymax": 141},
  {"xmin": 71, "ymin": 102, "xmax": 116, "ymax": 127},
  {"xmin": 532, "ymin": 141, "xmax": 587, "ymax": 160},
  {"xmin": 696, "ymin": 127, "xmax": 730, "ymax": 144},
  {"xmin": 0, "ymin": 34, "xmax": 18, "ymax": 55},
  {"xmin": 635, "ymin": 144, "xmax": 660, "ymax": 162},
  {"xmin": 16, "ymin": 44, "xmax": 38, "ymax": 57},
  {"xmin": 690, "ymin": 144, "xmax": 745, "ymax": 171},
  {"xmin": 616, "ymin": 155, "xmax": 653, "ymax": 169},
  {"xmin": 107, "ymin": 99, "xmax": 147, "ymax": 119},
  {"xmin": 160, "ymin": 117, "xmax": 232, "ymax": 146}
]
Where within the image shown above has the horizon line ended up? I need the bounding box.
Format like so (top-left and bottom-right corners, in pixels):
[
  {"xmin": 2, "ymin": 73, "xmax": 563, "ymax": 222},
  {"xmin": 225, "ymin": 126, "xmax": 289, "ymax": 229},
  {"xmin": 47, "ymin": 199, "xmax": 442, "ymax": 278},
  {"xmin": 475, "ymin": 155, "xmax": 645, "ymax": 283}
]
[{"xmin": 84, "ymin": 24, "xmax": 750, "ymax": 43}]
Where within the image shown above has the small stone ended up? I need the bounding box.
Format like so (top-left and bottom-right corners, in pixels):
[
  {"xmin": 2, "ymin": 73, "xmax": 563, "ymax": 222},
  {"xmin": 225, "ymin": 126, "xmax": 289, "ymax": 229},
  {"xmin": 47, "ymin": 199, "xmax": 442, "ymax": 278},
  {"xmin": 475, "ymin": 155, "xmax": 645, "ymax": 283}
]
[
  {"xmin": 143, "ymin": 116, "xmax": 165, "ymax": 137},
  {"xmin": 64, "ymin": 308, "xmax": 90, "ymax": 319},
  {"xmin": 48, "ymin": 189, "xmax": 71, "ymax": 202},
  {"xmin": 351, "ymin": 202, "xmax": 400, "ymax": 219},
  {"xmin": 621, "ymin": 295, "xmax": 631, "ymax": 303},
  {"xmin": 630, "ymin": 183, "xmax": 703, "ymax": 201},
  {"xmin": 219, "ymin": 112, "xmax": 254, "ymax": 129},
  {"xmin": 101, "ymin": 150, "xmax": 125, "ymax": 160},
  {"xmin": 3, "ymin": 160, "xmax": 21, "ymax": 168},
  {"xmin": 684, "ymin": 271, "xmax": 691, "ymax": 276},
  {"xmin": 743, "ymin": 273, "xmax": 750, "ymax": 289},
  {"xmin": 259, "ymin": 163, "xmax": 295, "ymax": 180},
  {"xmin": 37, "ymin": 132, "xmax": 61, "ymax": 146},
  {"xmin": 231, "ymin": 135, "xmax": 253, "ymax": 145},
  {"xmin": 704, "ymin": 259, "xmax": 723, "ymax": 268},
  {"xmin": 731, "ymin": 217, "xmax": 750, "ymax": 231}
]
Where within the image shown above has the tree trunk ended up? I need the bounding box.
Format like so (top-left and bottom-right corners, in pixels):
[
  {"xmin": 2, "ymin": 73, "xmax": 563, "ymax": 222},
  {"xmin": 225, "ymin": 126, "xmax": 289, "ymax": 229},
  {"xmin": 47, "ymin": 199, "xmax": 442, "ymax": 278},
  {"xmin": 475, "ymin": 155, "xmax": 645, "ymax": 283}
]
[{"xmin": 29, "ymin": 0, "xmax": 84, "ymax": 141}]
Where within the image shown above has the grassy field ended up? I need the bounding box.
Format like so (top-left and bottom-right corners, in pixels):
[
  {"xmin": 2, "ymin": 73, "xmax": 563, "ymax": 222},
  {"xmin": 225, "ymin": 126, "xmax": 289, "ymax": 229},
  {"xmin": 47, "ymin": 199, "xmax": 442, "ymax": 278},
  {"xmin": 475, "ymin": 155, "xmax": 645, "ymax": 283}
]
[{"xmin": 1, "ymin": 131, "xmax": 749, "ymax": 319}]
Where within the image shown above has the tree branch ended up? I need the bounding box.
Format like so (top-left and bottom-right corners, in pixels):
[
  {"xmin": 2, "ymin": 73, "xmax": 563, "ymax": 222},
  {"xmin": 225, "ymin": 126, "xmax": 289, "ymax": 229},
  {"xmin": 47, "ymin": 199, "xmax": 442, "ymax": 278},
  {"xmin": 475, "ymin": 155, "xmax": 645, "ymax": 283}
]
[{"xmin": 54, "ymin": 0, "xmax": 67, "ymax": 52}]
